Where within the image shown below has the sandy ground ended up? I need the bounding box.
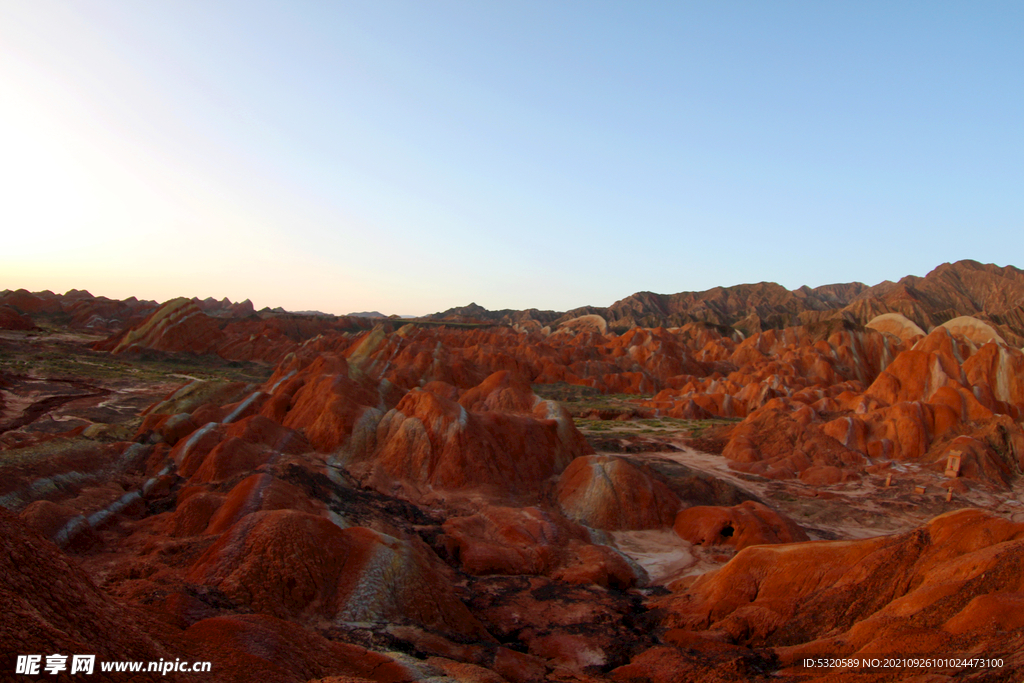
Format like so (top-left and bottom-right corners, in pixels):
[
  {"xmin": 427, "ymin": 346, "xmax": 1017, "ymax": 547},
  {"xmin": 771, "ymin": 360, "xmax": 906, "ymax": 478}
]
[
  {"xmin": 648, "ymin": 444, "xmax": 1024, "ymax": 538},
  {"xmin": 589, "ymin": 434, "xmax": 1024, "ymax": 587},
  {"xmin": 609, "ymin": 528, "xmax": 739, "ymax": 586}
]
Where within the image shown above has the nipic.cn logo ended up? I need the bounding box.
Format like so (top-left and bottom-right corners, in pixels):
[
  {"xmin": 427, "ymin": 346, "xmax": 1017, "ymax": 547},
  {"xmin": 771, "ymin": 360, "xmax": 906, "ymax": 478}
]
[{"xmin": 16, "ymin": 654, "xmax": 96, "ymax": 675}]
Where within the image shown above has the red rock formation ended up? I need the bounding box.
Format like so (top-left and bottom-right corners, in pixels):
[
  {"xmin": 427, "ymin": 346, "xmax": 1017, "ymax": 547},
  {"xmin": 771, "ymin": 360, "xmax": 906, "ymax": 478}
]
[
  {"xmin": 440, "ymin": 505, "xmax": 641, "ymax": 589},
  {"xmin": 352, "ymin": 382, "xmax": 590, "ymax": 496},
  {"xmin": 556, "ymin": 455, "xmax": 681, "ymax": 530},
  {"xmin": 0, "ymin": 303, "xmax": 35, "ymax": 330},
  {"xmin": 187, "ymin": 510, "xmax": 491, "ymax": 640},
  {"xmin": 441, "ymin": 506, "xmax": 572, "ymax": 576},
  {"xmin": 426, "ymin": 262, "xmax": 1024, "ymax": 347},
  {"xmin": 274, "ymin": 353, "xmax": 395, "ymax": 453},
  {"xmin": 185, "ymin": 437, "xmax": 276, "ymax": 485},
  {"xmin": 962, "ymin": 340, "xmax": 1024, "ymax": 409},
  {"xmin": 19, "ymin": 499, "xmax": 99, "ymax": 550},
  {"xmin": 723, "ymin": 399, "xmax": 866, "ymax": 482},
  {"xmin": 86, "ymin": 295, "xmax": 379, "ymax": 363},
  {"xmin": 172, "ymin": 422, "xmax": 230, "ymax": 477},
  {"xmin": 661, "ymin": 509, "xmax": 1024, "ymax": 666},
  {"xmin": 184, "ymin": 613, "xmax": 425, "ymax": 683},
  {"xmin": 144, "ymin": 379, "xmax": 251, "ymax": 420},
  {"xmin": 673, "ymin": 500, "xmax": 809, "ymax": 550},
  {"xmin": 458, "ymin": 370, "xmax": 538, "ymax": 413},
  {"xmin": 716, "ymin": 322, "xmax": 1024, "ymax": 489},
  {"xmin": 865, "ymin": 312, "xmax": 925, "ymax": 343},
  {"xmin": 9, "ymin": 266, "xmax": 1024, "ymax": 682},
  {"xmin": 0, "ymin": 288, "xmax": 63, "ymax": 314},
  {"xmin": 0, "ymin": 508, "xmax": 170, "ymax": 675},
  {"xmin": 643, "ymin": 325, "xmax": 902, "ymax": 419},
  {"xmin": 168, "ymin": 490, "xmax": 227, "ymax": 537},
  {"xmin": 105, "ymin": 298, "xmax": 227, "ymax": 355},
  {"xmin": 866, "ymin": 330, "xmax": 968, "ymax": 405},
  {"xmin": 204, "ymin": 473, "xmax": 324, "ymax": 533},
  {"xmin": 63, "ymin": 294, "xmax": 157, "ymax": 334},
  {"xmin": 224, "ymin": 414, "xmax": 311, "ymax": 452}
]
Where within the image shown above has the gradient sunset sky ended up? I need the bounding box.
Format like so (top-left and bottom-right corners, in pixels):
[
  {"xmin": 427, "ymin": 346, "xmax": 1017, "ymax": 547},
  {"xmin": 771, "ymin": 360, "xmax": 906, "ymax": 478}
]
[{"xmin": 2, "ymin": 2, "xmax": 1021, "ymax": 315}]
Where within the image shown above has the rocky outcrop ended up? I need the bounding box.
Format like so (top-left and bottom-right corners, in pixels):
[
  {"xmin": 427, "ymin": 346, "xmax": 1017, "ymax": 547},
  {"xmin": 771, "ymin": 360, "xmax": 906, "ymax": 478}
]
[
  {"xmin": 439, "ymin": 505, "xmax": 642, "ymax": 588},
  {"xmin": 661, "ymin": 509, "xmax": 1024, "ymax": 661},
  {"xmin": 105, "ymin": 298, "xmax": 227, "ymax": 355},
  {"xmin": 349, "ymin": 381, "xmax": 590, "ymax": 495},
  {"xmin": 0, "ymin": 304, "xmax": 35, "ymax": 330},
  {"xmin": 720, "ymin": 324, "xmax": 1024, "ymax": 487},
  {"xmin": 865, "ymin": 312, "xmax": 925, "ymax": 342},
  {"xmin": 0, "ymin": 509, "xmax": 170, "ymax": 672},
  {"xmin": 673, "ymin": 501, "xmax": 808, "ymax": 550},
  {"xmin": 426, "ymin": 260, "xmax": 1024, "ymax": 345},
  {"xmin": 187, "ymin": 509, "xmax": 491, "ymax": 640},
  {"xmin": 556, "ymin": 455, "xmax": 681, "ymax": 530},
  {"xmin": 7, "ymin": 263, "xmax": 1024, "ymax": 682}
]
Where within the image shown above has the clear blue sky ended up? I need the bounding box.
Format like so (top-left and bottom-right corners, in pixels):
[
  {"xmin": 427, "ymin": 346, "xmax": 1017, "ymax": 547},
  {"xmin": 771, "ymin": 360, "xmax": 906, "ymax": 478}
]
[{"xmin": 2, "ymin": 1, "xmax": 1021, "ymax": 315}]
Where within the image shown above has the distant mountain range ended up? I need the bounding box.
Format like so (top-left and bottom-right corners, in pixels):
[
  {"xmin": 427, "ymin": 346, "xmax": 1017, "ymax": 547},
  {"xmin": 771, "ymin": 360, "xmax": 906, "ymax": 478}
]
[
  {"xmin": 6, "ymin": 260, "xmax": 1023, "ymax": 346},
  {"xmin": 346, "ymin": 311, "xmax": 419, "ymax": 319},
  {"xmin": 427, "ymin": 260, "xmax": 1024, "ymax": 346}
]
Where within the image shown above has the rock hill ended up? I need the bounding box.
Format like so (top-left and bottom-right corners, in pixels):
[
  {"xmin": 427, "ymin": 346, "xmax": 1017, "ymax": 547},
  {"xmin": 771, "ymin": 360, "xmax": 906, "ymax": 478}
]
[
  {"xmin": 3, "ymin": 262, "xmax": 1024, "ymax": 682},
  {"xmin": 428, "ymin": 260, "xmax": 1024, "ymax": 345}
]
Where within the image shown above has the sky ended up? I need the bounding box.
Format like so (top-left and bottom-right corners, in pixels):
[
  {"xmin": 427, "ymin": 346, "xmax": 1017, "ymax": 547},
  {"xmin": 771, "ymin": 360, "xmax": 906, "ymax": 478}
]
[{"xmin": 2, "ymin": 1, "xmax": 1022, "ymax": 316}]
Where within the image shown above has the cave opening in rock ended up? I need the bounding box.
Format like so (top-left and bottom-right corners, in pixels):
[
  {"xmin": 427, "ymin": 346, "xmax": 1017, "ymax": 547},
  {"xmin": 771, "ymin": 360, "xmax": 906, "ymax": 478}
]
[{"xmin": 720, "ymin": 524, "xmax": 734, "ymax": 538}]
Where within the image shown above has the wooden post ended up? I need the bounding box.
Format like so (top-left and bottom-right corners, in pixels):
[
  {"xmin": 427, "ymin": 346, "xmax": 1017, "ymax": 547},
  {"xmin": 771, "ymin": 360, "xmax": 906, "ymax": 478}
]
[
  {"xmin": 945, "ymin": 450, "xmax": 962, "ymax": 479},
  {"xmin": 884, "ymin": 473, "xmax": 893, "ymax": 487},
  {"xmin": 946, "ymin": 488, "xmax": 953, "ymax": 502}
]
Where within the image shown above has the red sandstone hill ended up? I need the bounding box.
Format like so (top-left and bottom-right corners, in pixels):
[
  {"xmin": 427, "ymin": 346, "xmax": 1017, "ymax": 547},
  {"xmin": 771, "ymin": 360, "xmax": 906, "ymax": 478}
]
[
  {"xmin": 10, "ymin": 258, "xmax": 1024, "ymax": 346},
  {"xmin": 0, "ymin": 288, "xmax": 159, "ymax": 334},
  {"xmin": 659, "ymin": 509, "xmax": 1024, "ymax": 669},
  {"xmin": 0, "ymin": 304, "xmax": 35, "ymax": 330},
  {"xmin": 92, "ymin": 297, "xmax": 381, "ymax": 362},
  {"xmin": 0, "ymin": 289, "xmax": 385, "ymax": 347},
  {"xmin": 5, "ymin": 264, "xmax": 1024, "ymax": 682},
  {"xmin": 427, "ymin": 260, "xmax": 1024, "ymax": 345},
  {"xmin": 5, "ymin": 312, "xmax": 1022, "ymax": 680}
]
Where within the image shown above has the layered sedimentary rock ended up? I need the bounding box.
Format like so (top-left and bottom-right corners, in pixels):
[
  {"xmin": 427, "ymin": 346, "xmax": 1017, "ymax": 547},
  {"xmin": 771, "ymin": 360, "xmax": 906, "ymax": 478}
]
[
  {"xmin": 187, "ymin": 509, "xmax": 491, "ymax": 639},
  {"xmin": 556, "ymin": 455, "xmax": 681, "ymax": 530},
  {"xmin": 5, "ymin": 263, "xmax": 1024, "ymax": 682},
  {"xmin": 0, "ymin": 508, "xmax": 171, "ymax": 670},
  {"xmin": 701, "ymin": 323, "xmax": 1024, "ymax": 488},
  {"xmin": 661, "ymin": 509, "xmax": 1024, "ymax": 660},
  {"xmin": 865, "ymin": 312, "xmax": 925, "ymax": 343},
  {"xmin": 673, "ymin": 501, "xmax": 808, "ymax": 550},
  {"xmin": 0, "ymin": 304, "xmax": 35, "ymax": 330},
  {"xmin": 431, "ymin": 260, "xmax": 1024, "ymax": 345},
  {"xmin": 439, "ymin": 505, "xmax": 642, "ymax": 588},
  {"xmin": 90, "ymin": 297, "xmax": 379, "ymax": 363},
  {"xmin": 349, "ymin": 380, "xmax": 590, "ymax": 495}
]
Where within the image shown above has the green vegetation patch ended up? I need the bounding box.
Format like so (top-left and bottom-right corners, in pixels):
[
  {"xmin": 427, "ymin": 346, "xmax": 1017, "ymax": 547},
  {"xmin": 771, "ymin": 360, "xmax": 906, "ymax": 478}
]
[
  {"xmin": 576, "ymin": 415, "xmax": 739, "ymax": 438},
  {"xmin": 0, "ymin": 342, "xmax": 272, "ymax": 385}
]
